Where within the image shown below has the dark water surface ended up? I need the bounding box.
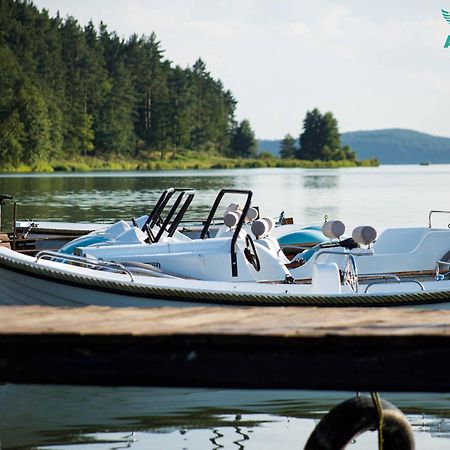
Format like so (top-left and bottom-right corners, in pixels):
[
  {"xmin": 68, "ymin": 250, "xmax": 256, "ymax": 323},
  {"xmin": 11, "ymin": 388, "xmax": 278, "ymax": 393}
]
[
  {"xmin": 1, "ymin": 165, "xmax": 450, "ymax": 449},
  {"xmin": 1, "ymin": 386, "xmax": 450, "ymax": 449}
]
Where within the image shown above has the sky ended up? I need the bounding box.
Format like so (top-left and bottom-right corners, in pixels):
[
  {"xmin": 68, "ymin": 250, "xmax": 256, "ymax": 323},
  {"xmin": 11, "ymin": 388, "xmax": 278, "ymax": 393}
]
[{"xmin": 33, "ymin": 0, "xmax": 450, "ymax": 139}]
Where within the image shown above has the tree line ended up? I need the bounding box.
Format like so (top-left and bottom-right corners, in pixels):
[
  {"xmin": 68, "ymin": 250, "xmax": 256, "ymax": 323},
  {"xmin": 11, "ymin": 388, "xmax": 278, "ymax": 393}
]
[{"xmin": 0, "ymin": 0, "xmax": 258, "ymax": 168}]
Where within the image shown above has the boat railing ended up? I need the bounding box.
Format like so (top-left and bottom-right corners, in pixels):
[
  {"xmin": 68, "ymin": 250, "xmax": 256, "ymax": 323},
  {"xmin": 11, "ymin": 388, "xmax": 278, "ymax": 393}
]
[
  {"xmin": 200, "ymin": 189, "xmax": 253, "ymax": 277},
  {"xmin": 314, "ymin": 250, "xmax": 371, "ymax": 261},
  {"xmin": 154, "ymin": 189, "xmax": 196, "ymax": 242},
  {"xmin": 428, "ymin": 210, "xmax": 450, "ymax": 228},
  {"xmin": 364, "ymin": 278, "xmax": 425, "ymax": 293},
  {"xmin": 436, "ymin": 260, "xmax": 450, "ymax": 280},
  {"xmin": 35, "ymin": 250, "xmax": 135, "ymax": 282},
  {"xmin": 314, "ymin": 250, "xmax": 371, "ymax": 293},
  {"xmin": 314, "ymin": 250, "xmax": 372, "ymax": 294},
  {"xmin": 140, "ymin": 188, "xmax": 195, "ymax": 240}
]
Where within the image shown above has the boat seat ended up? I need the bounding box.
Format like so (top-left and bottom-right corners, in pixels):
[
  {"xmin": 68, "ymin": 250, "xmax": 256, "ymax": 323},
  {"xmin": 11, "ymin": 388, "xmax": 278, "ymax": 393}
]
[
  {"xmin": 311, "ymin": 262, "xmax": 341, "ymax": 294},
  {"xmin": 373, "ymin": 228, "xmax": 438, "ymax": 254}
]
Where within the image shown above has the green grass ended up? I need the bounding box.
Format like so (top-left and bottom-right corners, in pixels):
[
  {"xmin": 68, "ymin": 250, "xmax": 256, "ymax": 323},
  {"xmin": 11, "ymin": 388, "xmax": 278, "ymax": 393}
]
[{"xmin": 0, "ymin": 153, "xmax": 379, "ymax": 173}]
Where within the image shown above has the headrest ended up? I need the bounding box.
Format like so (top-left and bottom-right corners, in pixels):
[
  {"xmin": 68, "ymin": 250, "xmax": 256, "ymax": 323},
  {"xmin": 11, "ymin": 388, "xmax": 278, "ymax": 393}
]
[
  {"xmin": 246, "ymin": 207, "xmax": 259, "ymax": 222},
  {"xmin": 262, "ymin": 217, "xmax": 275, "ymax": 233},
  {"xmin": 224, "ymin": 211, "xmax": 241, "ymax": 228},
  {"xmin": 251, "ymin": 217, "xmax": 275, "ymax": 238},
  {"xmin": 224, "ymin": 203, "xmax": 258, "ymax": 224},
  {"xmin": 322, "ymin": 220, "xmax": 345, "ymax": 240},
  {"xmin": 225, "ymin": 203, "xmax": 240, "ymax": 215},
  {"xmin": 352, "ymin": 225, "xmax": 377, "ymax": 246}
]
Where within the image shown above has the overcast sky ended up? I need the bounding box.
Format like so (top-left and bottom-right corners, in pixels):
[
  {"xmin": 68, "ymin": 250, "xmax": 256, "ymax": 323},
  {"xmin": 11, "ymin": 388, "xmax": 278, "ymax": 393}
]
[{"xmin": 33, "ymin": 0, "xmax": 450, "ymax": 139}]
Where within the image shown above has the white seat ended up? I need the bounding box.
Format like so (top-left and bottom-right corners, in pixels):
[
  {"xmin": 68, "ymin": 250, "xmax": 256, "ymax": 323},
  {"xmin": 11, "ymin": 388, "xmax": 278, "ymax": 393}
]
[
  {"xmin": 373, "ymin": 228, "xmax": 437, "ymax": 254},
  {"xmin": 311, "ymin": 262, "xmax": 341, "ymax": 294}
]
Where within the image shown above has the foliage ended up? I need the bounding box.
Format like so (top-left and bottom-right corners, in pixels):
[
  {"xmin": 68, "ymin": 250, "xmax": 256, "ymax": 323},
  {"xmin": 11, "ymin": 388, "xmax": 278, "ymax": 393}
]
[
  {"xmin": 228, "ymin": 120, "xmax": 257, "ymax": 158},
  {"xmin": 0, "ymin": 0, "xmax": 247, "ymax": 169},
  {"xmin": 296, "ymin": 108, "xmax": 356, "ymax": 161},
  {"xmin": 279, "ymin": 134, "xmax": 296, "ymax": 159},
  {"xmin": 0, "ymin": 152, "xmax": 378, "ymax": 173}
]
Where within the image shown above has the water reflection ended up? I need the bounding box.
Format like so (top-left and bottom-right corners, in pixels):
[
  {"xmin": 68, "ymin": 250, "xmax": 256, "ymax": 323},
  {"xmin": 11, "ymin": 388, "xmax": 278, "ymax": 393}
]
[
  {"xmin": 303, "ymin": 175, "xmax": 339, "ymax": 190},
  {"xmin": 0, "ymin": 170, "xmax": 422, "ymax": 229},
  {"xmin": 2, "ymin": 166, "xmax": 450, "ymax": 232},
  {"xmin": 1, "ymin": 385, "xmax": 450, "ymax": 449}
]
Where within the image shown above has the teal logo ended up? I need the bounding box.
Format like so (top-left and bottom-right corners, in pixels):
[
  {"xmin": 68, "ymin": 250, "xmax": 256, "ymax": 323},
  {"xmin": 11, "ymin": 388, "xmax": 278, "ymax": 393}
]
[
  {"xmin": 443, "ymin": 9, "xmax": 450, "ymax": 23},
  {"xmin": 443, "ymin": 9, "xmax": 450, "ymax": 47}
]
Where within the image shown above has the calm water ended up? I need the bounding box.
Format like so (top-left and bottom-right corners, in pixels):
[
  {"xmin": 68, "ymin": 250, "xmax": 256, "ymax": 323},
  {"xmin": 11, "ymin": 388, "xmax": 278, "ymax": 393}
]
[
  {"xmin": 1, "ymin": 165, "xmax": 450, "ymax": 230},
  {"xmin": 1, "ymin": 165, "xmax": 450, "ymax": 449}
]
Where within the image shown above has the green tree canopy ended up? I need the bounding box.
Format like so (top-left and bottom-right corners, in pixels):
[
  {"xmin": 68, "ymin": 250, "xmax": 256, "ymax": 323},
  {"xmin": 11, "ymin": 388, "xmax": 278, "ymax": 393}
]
[
  {"xmin": 297, "ymin": 108, "xmax": 355, "ymax": 161},
  {"xmin": 229, "ymin": 120, "xmax": 257, "ymax": 158},
  {"xmin": 279, "ymin": 133, "xmax": 296, "ymax": 159},
  {"xmin": 0, "ymin": 0, "xmax": 253, "ymax": 168}
]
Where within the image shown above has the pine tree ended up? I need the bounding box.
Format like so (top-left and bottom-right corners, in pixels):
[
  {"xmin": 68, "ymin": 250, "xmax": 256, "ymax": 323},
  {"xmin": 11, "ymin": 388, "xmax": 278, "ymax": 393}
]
[
  {"xmin": 229, "ymin": 120, "xmax": 257, "ymax": 158},
  {"xmin": 0, "ymin": 46, "xmax": 25, "ymax": 166},
  {"xmin": 280, "ymin": 134, "xmax": 296, "ymax": 159},
  {"xmin": 17, "ymin": 83, "xmax": 52, "ymax": 165},
  {"xmin": 297, "ymin": 108, "xmax": 323, "ymax": 160},
  {"xmin": 297, "ymin": 109, "xmax": 355, "ymax": 161},
  {"xmin": 95, "ymin": 60, "xmax": 136, "ymax": 154},
  {"xmin": 167, "ymin": 66, "xmax": 195, "ymax": 158}
]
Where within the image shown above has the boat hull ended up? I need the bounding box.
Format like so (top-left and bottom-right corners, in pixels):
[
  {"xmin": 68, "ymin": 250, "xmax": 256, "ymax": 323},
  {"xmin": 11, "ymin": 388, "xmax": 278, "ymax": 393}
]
[{"xmin": 2, "ymin": 248, "xmax": 450, "ymax": 308}]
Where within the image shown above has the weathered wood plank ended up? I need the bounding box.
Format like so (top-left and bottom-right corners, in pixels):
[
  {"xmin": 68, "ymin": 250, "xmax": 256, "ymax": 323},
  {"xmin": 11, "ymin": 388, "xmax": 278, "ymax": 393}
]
[
  {"xmin": 1, "ymin": 306, "xmax": 450, "ymax": 391},
  {"xmin": 1, "ymin": 305, "xmax": 450, "ymax": 336}
]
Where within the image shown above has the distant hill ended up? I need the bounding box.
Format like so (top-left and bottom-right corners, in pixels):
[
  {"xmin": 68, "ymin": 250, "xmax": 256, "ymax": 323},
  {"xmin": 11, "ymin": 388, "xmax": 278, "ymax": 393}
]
[
  {"xmin": 258, "ymin": 139, "xmax": 282, "ymax": 156},
  {"xmin": 258, "ymin": 129, "xmax": 450, "ymax": 164}
]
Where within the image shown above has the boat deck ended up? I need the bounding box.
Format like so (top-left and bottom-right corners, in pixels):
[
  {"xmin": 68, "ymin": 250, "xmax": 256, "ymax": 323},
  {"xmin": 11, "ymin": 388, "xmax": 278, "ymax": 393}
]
[{"xmin": 1, "ymin": 305, "xmax": 450, "ymax": 391}]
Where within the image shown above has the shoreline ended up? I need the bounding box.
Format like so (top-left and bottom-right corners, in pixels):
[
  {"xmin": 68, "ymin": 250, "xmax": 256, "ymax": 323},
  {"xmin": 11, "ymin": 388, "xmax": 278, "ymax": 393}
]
[{"xmin": 0, "ymin": 157, "xmax": 379, "ymax": 174}]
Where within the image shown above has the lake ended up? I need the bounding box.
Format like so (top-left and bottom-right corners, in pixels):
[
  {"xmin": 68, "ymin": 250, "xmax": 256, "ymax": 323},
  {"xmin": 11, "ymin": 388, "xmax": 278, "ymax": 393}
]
[
  {"xmin": 1, "ymin": 165, "xmax": 450, "ymax": 449},
  {"xmin": 1, "ymin": 165, "xmax": 450, "ymax": 230}
]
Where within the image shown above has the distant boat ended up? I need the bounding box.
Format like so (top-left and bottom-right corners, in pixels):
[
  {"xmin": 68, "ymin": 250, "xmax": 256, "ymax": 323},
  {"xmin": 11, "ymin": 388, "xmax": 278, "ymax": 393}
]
[{"xmin": 419, "ymin": 162, "xmax": 431, "ymax": 166}]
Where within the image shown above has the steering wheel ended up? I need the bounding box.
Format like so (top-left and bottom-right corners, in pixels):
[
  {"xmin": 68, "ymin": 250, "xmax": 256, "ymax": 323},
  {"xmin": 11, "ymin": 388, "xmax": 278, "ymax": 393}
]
[
  {"xmin": 343, "ymin": 256, "xmax": 358, "ymax": 293},
  {"xmin": 244, "ymin": 234, "xmax": 261, "ymax": 272}
]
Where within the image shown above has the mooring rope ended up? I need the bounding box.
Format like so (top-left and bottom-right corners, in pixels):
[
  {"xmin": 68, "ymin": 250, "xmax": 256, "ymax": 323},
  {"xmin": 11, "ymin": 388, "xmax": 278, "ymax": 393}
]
[{"xmin": 371, "ymin": 392, "xmax": 384, "ymax": 450}]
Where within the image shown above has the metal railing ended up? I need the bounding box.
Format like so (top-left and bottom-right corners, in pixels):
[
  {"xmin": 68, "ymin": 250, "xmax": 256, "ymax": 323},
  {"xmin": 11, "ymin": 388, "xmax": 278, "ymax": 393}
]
[
  {"xmin": 314, "ymin": 250, "xmax": 371, "ymax": 293},
  {"xmin": 365, "ymin": 279, "xmax": 425, "ymax": 293},
  {"xmin": 35, "ymin": 250, "xmax": 135, "ymax": 282},
  {"xmin": 436, "ymin": 260, "xmax": 450, "ymax": 280},
  {"xmin": 428, "ymin": 210, "xmax": 450, "ymax": 228},
  {"xmin": 140, "ymin": 188, "xmax": 195, "ymax": 240},
  {"xmin": 200, "ymin": 189, "xmax": 253, "ymax": 277}
]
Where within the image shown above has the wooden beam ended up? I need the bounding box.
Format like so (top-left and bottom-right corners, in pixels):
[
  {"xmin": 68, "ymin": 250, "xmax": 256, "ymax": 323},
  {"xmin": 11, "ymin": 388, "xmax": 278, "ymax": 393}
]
[{"xmin": 1, "ymin": 306, "xmax": 450, "ymax": 391}]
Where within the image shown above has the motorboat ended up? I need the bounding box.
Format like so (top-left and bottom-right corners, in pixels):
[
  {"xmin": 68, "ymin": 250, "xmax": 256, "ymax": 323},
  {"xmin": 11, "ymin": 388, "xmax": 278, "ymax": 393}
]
[
  {"xmin": 9, "ymin": 188, "xmax": 198, "ymax": 252},
  {"xmin": 60, "ymin": 189, "xmax": 450, "ymax": 283},
  {"xmin": 0, "ymin": 189, "xmax": 450, "ymax": 308},
  {"xmin": 8, "ymin": 187, "xmax": 310, "ymax": 253}
]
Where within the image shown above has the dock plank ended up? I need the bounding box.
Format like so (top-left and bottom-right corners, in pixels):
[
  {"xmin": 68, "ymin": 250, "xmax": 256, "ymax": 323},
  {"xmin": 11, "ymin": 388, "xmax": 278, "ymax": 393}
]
[
  {"xmin": 1, "ymin": 306, "xmax": 450, "ymax": 391},
  {"xmin": 1, "ymin": 305, "xmax": 450, "ymax": 336}
]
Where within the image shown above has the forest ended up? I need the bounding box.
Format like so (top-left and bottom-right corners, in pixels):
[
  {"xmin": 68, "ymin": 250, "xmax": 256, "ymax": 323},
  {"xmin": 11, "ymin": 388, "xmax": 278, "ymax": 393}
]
[
  {"xmin": 0, "ymin": 1, "xmax": 374, "ymax": 171},
  {"xmin": 0, "ymin": 0, "xmax": 260, "ymax": 170}
]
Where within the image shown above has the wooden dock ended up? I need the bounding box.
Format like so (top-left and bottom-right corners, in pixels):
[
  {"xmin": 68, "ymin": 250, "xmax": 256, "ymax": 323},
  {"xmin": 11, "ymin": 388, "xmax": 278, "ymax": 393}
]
[{"xmin": 1, "ymin": 305, "xmax": 450, "ymax": 391}]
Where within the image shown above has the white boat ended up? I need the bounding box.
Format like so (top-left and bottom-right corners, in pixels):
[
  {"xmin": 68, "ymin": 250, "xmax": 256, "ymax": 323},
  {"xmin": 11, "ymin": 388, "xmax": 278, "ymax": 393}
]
[
  {"xmin": 11, "ymin": 187, "xmax": 197, "ymax": 251},
  {"xmin": 66, "ymin": 191, "xmax": 450, "ymax": 283},
  {"xmin": 1, "ymin": 241, "xmax": 450, "ymax": 307},
  {"xmin": 1, "ymin": 187, "xmax": 450, "ymax": 308},
  {"xmin": 1, "ymin": 218, "xmax": 450, "ymax": 308},
  {"xmin": 11, "ymin": 187, "xmax": 308, "ymax": 252}
]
